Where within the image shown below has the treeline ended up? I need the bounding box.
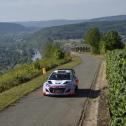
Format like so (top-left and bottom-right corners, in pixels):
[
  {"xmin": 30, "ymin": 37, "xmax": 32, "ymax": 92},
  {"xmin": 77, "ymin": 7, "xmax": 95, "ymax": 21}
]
[
  {"xmin": 106, "ymin": 50, "xmax": 126, "ymax": 125},
  {"xmin": 85, "ymin": 27, "xmax": 124, "ymax": 54},
  {"xmin": 0, "ymin": 42, "xmax": 71, "ymax": 93}
]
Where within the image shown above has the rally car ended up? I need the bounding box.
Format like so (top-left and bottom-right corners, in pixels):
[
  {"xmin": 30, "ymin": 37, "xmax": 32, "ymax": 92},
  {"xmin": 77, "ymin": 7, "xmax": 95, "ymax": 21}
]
[{"xmin": 43, "ymin": 69, "xmax": 79, "ymax": 96}]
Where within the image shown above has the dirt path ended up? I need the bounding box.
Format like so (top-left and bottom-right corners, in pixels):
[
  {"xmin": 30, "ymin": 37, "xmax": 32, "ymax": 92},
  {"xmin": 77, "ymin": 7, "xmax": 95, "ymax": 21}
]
[{"xmin": 0, "ymin": 54, "xmax": 101, "ymax": 126}]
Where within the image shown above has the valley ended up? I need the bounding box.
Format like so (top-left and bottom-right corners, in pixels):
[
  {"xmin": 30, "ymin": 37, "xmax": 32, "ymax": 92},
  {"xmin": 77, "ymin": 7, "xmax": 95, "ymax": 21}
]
[{"xmin": 0, "ymin": 15, "xmax": 126, "ymax": 74}]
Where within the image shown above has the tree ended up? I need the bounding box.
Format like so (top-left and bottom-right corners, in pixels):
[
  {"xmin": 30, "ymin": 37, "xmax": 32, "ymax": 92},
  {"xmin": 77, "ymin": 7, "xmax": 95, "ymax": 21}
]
[
  {"xmin": 43, "ymin": 42, "xmax": 53, "ymax": 58},
  {"xmin": 85, "ymin": 27, "xmax": 101, "ymax": 54},
  {"xmin": 43, "ymin": 42, "xmax": 64, "ymax": 59},
  {"xmin": 102, "ymin": 31, "xmax": 124, "ymax": 51}
]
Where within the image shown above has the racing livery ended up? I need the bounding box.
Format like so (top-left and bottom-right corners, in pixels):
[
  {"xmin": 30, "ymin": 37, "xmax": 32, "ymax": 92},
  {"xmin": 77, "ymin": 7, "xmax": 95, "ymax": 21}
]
[{"xmin": 43, "ymin": 69, "xmax": 79, "ymax": 96}]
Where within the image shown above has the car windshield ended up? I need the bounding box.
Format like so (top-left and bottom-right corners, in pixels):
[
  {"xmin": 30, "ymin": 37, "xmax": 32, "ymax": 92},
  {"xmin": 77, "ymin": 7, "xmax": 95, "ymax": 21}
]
[{"xmin": 49, "ymin": 73, "xmax": 71, "ymax": 80}]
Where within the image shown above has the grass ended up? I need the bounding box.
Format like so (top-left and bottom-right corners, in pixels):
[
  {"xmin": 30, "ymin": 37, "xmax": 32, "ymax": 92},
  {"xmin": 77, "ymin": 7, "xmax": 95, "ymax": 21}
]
[{"xmin": 0, "ymin": 56, "xmax": 81, "ymax": 111}]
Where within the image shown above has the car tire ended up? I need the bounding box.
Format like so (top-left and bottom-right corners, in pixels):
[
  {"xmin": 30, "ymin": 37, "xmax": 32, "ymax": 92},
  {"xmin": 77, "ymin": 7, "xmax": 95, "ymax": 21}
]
[
  {"xmin": 75, "ymin": 86, "xmax": 78, "ymax": 92},
  {"xmin": 43, "ymin": 92, "xmax": 47, "ymax": 96}
]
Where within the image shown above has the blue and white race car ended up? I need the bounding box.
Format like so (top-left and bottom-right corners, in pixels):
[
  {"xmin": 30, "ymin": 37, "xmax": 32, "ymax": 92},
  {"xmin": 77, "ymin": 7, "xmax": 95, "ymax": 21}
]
[{"xmin": 43, "ymin": 69, "xmax": 79, "ymax": 96}]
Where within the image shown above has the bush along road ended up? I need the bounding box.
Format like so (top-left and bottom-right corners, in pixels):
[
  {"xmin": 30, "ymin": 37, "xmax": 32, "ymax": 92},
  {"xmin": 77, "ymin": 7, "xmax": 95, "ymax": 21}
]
[{"xmin": 106, "ymin": 50, "xmax": 126, "ymax": 126}]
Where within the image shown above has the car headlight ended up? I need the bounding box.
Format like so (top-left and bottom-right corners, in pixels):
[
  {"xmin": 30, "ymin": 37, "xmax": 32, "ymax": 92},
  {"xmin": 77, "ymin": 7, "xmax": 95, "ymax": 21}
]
[
  {"xmin": 48, "ymin": 81, "xmax": 52, "ymax": 84},
  {"xmin": 46, "ymin": 81, "xmax": 52, "ymax": 87},
  {"xmin": 63, "ymin": 81, "xmax": 71, "ymax": 85}
]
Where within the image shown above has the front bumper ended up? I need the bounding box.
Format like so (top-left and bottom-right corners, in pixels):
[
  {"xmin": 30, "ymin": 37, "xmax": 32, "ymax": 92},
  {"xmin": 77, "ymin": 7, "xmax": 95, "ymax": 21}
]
[{"xmin": 43, "ymin": 87, "xmax": 75, "ymax": 96}]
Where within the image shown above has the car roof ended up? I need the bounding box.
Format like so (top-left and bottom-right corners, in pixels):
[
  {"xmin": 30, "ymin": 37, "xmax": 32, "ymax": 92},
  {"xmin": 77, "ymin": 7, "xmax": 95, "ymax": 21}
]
[
  {"xmin": 53, "ymin": 69, "xmax": 72, "ymax": 74},
  {"xmin": 57, "ymin": 69, "xmax": 75, "ymax": 73}
]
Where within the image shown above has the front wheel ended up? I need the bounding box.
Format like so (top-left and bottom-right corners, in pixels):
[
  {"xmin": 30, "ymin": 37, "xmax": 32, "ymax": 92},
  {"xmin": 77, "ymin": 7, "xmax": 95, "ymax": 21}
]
[
  {"xmin": 43, "ymin": 91, "xmax": 47, "ymax": 96},
  {"xmin": 75, "ymin": 86, "xmax": 78, "ymax": 92}
]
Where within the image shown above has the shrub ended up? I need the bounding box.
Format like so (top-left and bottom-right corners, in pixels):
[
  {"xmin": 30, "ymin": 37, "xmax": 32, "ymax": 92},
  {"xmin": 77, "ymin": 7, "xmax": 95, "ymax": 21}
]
[{"xmin": 106, "ymin": 50, "xmax": 126, "ymax": 126}]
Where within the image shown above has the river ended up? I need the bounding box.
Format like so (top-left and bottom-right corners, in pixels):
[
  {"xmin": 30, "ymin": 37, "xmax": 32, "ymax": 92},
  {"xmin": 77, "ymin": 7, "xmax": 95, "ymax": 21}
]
[{"xmin": 32, "ymin": 49, "xmax": 42, "ymax": 61}]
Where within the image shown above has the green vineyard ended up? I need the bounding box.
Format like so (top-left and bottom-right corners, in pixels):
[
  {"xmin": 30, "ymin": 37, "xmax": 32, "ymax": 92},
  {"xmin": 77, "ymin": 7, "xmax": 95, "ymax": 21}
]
[{"xmin": 106, "ymin": 50, "xmax": 126, "ymax": 126}]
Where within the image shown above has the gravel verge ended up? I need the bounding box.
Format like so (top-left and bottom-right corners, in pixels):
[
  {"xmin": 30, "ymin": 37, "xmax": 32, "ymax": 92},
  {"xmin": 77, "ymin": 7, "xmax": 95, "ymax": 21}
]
[{"xmin": 83, "ymin": 61, "xmax": 110, "ymax": 126}]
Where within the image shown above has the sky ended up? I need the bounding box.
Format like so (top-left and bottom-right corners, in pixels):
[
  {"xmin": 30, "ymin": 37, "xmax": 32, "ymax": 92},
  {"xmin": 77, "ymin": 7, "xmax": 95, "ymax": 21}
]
[{"xmin": 0, "ymin": 0, "xmax": 126, "ymax": 22}]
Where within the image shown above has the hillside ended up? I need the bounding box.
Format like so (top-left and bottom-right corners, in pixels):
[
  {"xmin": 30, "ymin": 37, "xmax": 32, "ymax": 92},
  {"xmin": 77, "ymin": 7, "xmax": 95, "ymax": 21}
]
[
  {"xmin": 0, "ymin": 23, "xmax": 29, "ymax": 33},
  {"xmin": 17, "ymin": 15, "xmax": 126, "ymax": 29},
  {"xmin": 17, "ymin": 19, "xmax": 85, "ymax": 29},
  {"xmin": 90, "ymin": 15, "xmax": 126, "ymax": 22},
  {"xmin": 28, "ymin": 20, "xmax": 126, "ymax": 46}
]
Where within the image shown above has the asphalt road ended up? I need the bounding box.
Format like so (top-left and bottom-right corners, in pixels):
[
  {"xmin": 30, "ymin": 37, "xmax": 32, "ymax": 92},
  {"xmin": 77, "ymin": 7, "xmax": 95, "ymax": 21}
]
[{"xmin": 0, "ymin": 54, "xmax": 101, "ymax": 126}]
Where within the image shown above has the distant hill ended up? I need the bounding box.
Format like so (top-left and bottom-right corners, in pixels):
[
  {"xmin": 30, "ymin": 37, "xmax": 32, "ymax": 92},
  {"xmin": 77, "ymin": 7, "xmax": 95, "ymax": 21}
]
[
  {"xmin": 90, "ymin": 15, "xmax": 126, "ymax": 22},
  {"xmin": 27, "ymin": 20, "xmax": 126, "ymax": 47},
  {"xmin": 0, "ymin": 23, "xmax": 29, "ymax": 33},
  {"xmin": 17, "ymin": 19, "xmax": 85, "ymax": 29},
  {"xmin": 1, "ymin": 15, "xmax": 125, "ymax": 34},
  {"xmin": 17, "ymin": 15, "xmax": 126, "ymax": 29}
]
